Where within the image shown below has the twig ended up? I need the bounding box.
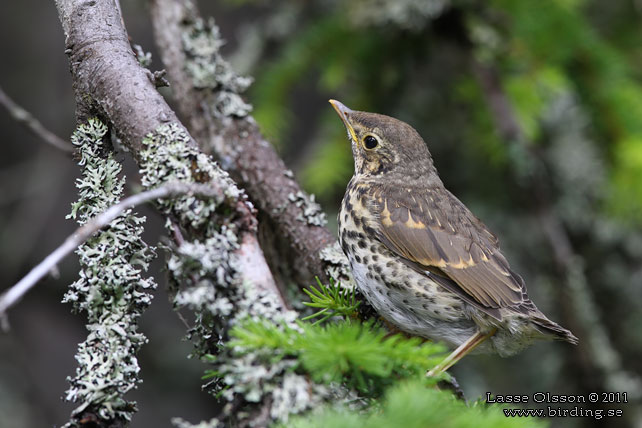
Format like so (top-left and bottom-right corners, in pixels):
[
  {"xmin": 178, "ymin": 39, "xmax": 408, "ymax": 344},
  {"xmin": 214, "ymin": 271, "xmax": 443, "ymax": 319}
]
[
  {"xmin": 0, "ymin": 85, "xmax": 74, "ymax": 153},
  {"xmin": 0, "ymin": 182, "xmax": 223, "ymax": 316},
  {"xmin": 0, "ymin": 148, "xmax": 65, "ymax": 283}
]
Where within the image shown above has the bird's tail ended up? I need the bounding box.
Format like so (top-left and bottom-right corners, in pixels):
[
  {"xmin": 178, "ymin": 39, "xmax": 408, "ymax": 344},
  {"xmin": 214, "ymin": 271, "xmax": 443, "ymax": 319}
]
[{"xmin": 532, "ymin": 316, "xmax": 579, "ymax": 345}]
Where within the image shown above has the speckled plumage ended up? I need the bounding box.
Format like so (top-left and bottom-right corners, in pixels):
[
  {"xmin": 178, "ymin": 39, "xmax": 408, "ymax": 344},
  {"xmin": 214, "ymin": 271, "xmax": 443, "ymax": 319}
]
[{"xmin": 331, "ymin": 100, "xmax": 577, "ymax": 358}]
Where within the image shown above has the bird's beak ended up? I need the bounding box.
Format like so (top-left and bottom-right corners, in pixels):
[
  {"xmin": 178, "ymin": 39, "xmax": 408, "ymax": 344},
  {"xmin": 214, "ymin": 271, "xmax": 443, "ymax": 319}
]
[{"xmin": 329, "ymin": 99, "xmax": 358, "ymax": 143}]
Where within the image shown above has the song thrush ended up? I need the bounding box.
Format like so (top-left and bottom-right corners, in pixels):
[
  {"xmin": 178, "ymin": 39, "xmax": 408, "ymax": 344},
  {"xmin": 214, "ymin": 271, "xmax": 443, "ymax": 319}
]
[{"xmin": 330, "ymin": 100, "xmax": 578, "ymax": 375}]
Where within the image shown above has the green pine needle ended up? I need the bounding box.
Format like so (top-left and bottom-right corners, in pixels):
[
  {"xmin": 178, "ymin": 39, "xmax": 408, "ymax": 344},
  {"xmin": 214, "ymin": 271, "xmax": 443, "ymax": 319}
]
[
  {"xmin": 229, "ymin": 318, "xmax": 446, "ymax": 396},
  {"xmin": 282, "ymin": 379, "xmax": 547, "ymax": 428},
  {"xmin": 302, "ymin": 277, "xmax": 361, "ymax": 324}
]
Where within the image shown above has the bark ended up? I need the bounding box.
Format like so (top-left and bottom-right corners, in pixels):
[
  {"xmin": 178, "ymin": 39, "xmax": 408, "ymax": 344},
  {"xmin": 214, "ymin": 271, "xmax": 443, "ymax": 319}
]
[
  {"xmin": 149, "ymin": 0, "xmax": 351, "ymax": 287},
  {"xmin": 53, "ymin": 0, "xmax": 286, "ymax": 425},
  {"xmin": 54, "ymin": 0, "xmax": 278, "ymax": 299},
  {"xmin": 57, "ymin": 0, "xmax": 177, "ymax": 154}
]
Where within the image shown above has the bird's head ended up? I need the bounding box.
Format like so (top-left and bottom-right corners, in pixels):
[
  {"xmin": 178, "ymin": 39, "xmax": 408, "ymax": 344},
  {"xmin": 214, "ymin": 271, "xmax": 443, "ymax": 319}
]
[{"xmin": 329, "ymin": 100, "xmax": 439, "ymax": 183}]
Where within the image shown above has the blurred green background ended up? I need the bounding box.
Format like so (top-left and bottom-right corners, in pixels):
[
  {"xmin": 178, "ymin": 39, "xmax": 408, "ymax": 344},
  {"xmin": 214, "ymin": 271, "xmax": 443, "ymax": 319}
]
[{"xmin": 0, "ymin": 0, "xmax": 641, "ymax": 427}]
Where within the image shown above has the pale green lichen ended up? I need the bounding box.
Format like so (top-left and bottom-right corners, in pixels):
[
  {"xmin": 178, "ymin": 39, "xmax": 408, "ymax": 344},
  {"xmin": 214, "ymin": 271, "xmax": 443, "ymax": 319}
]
[
  {"xmin": 202, "ymin": 283, "xmax": 318, "ymax": 423},
  {"xmin": 138, "ymin": 123, "xmax": 343, "ymax": 424},
  {"xmin": 133, "ymin": 44, "xmax": 152, "ymax": 68},
  {"xmin": 139, "ymin": 123, "xmax": 321, "ymax": 423},
  {"xmin": 219, "ymin": 354, "xmax": 298, "ymax": 404},
  {"xmin": 171, "ymin": 417, "xmax": 221, "ymax": 428},
  {"xmin": 349, "ymin": 0, "xmax": 449, "ymax": 31},
  {"xmin": 140, "ymin": 123, "xmax": 245, "ymax": 356},
  {"xmin": 319, "ymin": 242, "xmax": 355, "ymax": 289},
  {"xmin": 288, "ymin": 191, "xmax": 327, "ymax": 227},
  {"xmin": 181, "ymin": 16, "xmax": 253, "ymax": 117},
  {"xmin": 218, "ymin": 353, "xmax": 330, "ymax": 423},
  {"xmin": 270, "ymin": 373, "xmax": 320, "ymax": 419},
  {"xmin": 283, "ymin": 168, "xmax": 295, "ymax": 179},
  {"xmin": 140, "ymin": 123, "xmax": 241, "ymax": 227},
  {"xmin": 215, "ymin": 311, "xmax": 334, "ymax": 423},
  {"xmin": 63, "ymin": 118, "xmax": 157, "ymax": 425},
  {"xmin": 168, "ymin": 230, "xmax": 240, "ymax": 292}
]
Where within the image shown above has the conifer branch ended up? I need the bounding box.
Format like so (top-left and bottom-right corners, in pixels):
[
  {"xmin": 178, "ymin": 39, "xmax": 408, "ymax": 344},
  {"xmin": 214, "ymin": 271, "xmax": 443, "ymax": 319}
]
[{"xmin": 302, "ymin": 278, "xmax": 361, "ymax": 324}]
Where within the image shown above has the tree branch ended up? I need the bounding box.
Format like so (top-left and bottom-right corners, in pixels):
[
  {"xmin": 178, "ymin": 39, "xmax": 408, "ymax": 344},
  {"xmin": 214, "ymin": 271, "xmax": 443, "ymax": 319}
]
[
  {"xmin": 55, "ymin": 0, "xmax": 181, "ymax": 153},
  {"xmin": 51, "ymin": 1, "xmax": 322, "ymax": 424},
  {"xmin": 0, "ymin": 182, "xmax": 223, "ymax": 318},
  {"xmin": 53, "ymin": 0, "xmax": 279, "ymax": 300},
  {"xmin": 0, "ymin": 85, "xmax": 73, "ymax": 152},
  {"xmin": 149, "ymin": 0, "xmax": 352, "ymax": 287}
]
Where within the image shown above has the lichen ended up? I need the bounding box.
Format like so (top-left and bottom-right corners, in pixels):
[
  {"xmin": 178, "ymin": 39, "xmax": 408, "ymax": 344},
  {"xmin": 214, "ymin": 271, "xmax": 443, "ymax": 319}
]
[
  {"xmin": 219, "ymin": 355, "xmax": 331, "ymax": 422},
  {"xmin": 283, "ymin": 169, "xmax": 295, "ymax": 179},
  {"xmin": 181, "ymin": 16, "xmax": 253, "ymax": 117},
  {"xmin": 349, "ymin": 0, "xmax": 450, "ymax": 31},
  {"xmin": 319, "ymin": 242, "xmax": 355, "ymax": 289},
  {"xmin": 63, "ymin": 118, "xmax": 157, "ymax": 425},
  {"xmin": 139, "ymin": 123, "xmax": 245, "ymax": 356},
  {"xmin": 139, "ymin": 123, "xmax": 330, "ymax": 424},
  {"xmin": 133, "ymin": 44, "xmax": 152, "ymax": 68},
  {"xmin": 139, "ymin": 122, "xmax": 241, "ymax": 227},
  {"xmin": 288, "ymin": 191, "xmax": 327, "ymax": 227},
  {"xmin": 269, "ymin": 373, "xmax": 322, "ymax": 420},
  {"xmin": 203, "ymin": 281, "xmax": 318, "ymax": 422},
  {"xmin": 171, "ymin": 417, "xmax": 221, "ymax": 428},
  {"xmin": 216, "ymin": 323, "xmax": 331, "ymax": 423}
]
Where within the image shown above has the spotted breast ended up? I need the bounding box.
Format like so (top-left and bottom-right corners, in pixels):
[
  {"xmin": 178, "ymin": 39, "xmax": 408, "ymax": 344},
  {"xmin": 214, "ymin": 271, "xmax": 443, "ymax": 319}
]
[{"xmin": 338, "ymin": 177, "xmax": 484, "ymax": 350}]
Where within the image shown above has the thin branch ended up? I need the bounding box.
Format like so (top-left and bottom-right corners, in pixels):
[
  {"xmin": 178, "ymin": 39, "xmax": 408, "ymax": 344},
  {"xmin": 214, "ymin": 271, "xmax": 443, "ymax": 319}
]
[
  {"xmin": 0, "ymin": 85, "xmax": 74, "ymax": 153},
  {"xmin": 0, "ymin": 182, "xmax": 223, "ymax": 316},
  {"xmin": 0, "ymin": 148, "xmax": 66, "ymax": 283}
]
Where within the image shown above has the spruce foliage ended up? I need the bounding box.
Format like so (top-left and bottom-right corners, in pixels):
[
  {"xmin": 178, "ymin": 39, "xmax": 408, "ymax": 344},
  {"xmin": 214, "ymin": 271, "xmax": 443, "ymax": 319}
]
[
  {"xmin": 283, "ymin": 379, "xmax": 545, "ymax": 428},
  {"xmin": 302, "ymin": 278, "xmax": 361, "ymax": 324},
  {"xmin": 205, "ymin": 280, "xmax": 546, "ymax": 427}
]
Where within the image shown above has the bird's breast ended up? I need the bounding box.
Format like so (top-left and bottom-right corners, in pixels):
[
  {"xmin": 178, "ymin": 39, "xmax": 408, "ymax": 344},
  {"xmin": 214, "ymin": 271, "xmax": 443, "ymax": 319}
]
[
  {"xmin": 339, "ymin": 180, "xmax": 377, "ymax": 250},
  {"xmin": 338, "ymin": 177, "xmax": 486, "ymax": 347}
]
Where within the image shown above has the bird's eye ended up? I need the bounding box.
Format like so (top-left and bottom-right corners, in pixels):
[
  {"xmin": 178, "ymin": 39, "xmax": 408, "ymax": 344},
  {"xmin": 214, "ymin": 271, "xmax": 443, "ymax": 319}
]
[{"xmin": 364, "ymin": 135, "xmax": 379, "ymax": 150}]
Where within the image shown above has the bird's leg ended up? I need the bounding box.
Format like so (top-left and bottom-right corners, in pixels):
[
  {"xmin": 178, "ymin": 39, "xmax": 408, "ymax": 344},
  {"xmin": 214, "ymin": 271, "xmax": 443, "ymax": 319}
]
[{"xmin": 427, "ymin": 328, "xmax": 497, "ymax": 377}]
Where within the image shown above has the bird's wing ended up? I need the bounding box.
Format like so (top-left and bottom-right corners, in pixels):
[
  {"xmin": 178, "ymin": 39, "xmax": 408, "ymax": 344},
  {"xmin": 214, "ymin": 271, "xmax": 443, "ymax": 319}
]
[{"xmin": 372, "ymin": 186, "xmax": 526, "ymax": 314}]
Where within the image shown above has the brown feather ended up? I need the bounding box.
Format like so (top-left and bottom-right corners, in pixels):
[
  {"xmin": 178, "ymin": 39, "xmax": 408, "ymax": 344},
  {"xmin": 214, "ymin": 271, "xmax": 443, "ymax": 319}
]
[{"xmin": 373, "ymin": 184, "xmax": 526, "ymax": 314}]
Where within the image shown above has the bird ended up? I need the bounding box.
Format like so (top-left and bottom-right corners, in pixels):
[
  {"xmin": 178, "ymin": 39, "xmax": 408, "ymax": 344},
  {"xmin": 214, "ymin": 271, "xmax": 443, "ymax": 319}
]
[{"xmin": 329, "ymin": 99, "xmax": 578, "ymax": 375}]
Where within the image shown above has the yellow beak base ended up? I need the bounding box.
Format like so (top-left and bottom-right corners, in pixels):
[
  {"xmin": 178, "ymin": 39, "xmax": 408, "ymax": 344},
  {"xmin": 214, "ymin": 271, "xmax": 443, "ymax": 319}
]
[{"xmin": 329, "ymin": 99, "xmax": 358, "ymax": 143}]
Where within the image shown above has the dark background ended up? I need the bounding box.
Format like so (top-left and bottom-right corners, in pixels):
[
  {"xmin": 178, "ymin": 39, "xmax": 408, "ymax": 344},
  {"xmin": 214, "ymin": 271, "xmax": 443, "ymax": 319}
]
[{"xmin": 1, "ymin": 1, "xmax": 641, "ymax": 427}]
